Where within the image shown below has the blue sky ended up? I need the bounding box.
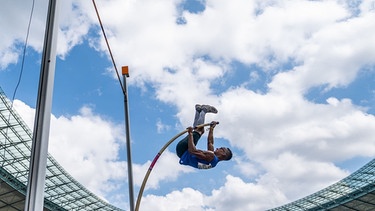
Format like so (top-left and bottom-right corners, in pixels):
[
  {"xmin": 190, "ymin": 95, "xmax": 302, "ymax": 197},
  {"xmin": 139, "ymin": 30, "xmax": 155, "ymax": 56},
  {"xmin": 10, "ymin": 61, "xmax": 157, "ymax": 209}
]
[{"xmin": 1, "ymin": 0, "xmax": 375, "ymax": 210}]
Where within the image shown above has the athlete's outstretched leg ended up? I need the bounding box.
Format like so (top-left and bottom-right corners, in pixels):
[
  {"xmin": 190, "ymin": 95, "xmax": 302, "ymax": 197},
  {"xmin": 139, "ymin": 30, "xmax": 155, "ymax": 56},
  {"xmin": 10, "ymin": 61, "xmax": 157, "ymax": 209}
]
[
  {"xmin": 177, "ymin": 104, "xmax": 218, "ymax": 157},
  {"xmin": 195, "ymin": 111, "xmax": 206, "ymax": 127},
  {"xmin": 193, "ymin": 104, "xmax": 217, "ymax": 127},
  {"xmin": 193, "ymin": 104, "xmax": 203, "ymax": 127}
]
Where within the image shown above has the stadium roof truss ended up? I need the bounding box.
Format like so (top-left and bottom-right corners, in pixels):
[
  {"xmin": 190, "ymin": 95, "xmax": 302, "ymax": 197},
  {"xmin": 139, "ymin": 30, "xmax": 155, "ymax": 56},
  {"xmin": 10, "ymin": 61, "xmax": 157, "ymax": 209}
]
[
  {"xmin": 0, "ymin": 88, "xmax": 124, "ymax": 211},
  {"xmin": 268, "ymin": 156, "xmax": 375, "ymax": 210}
]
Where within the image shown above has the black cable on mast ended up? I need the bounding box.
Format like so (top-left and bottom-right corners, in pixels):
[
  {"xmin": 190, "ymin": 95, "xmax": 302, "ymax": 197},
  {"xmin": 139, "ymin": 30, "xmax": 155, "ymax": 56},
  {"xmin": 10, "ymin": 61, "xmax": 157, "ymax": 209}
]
[
  {"xmin": 3, "ymin": 0, "xmax": 35, "ymax": 154},
  {"xmin": 11, "ymin": 0, "xmax": 35, "ymax": 103},
  {"xmin": 92, "ymin": 0, "xmax": 125, "ymax": 94}
]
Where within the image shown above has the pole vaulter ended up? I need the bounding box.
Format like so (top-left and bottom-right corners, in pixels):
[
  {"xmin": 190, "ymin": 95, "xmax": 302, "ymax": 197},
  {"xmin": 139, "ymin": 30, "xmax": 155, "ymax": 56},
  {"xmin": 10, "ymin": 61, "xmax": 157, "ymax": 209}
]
[
  {"xmin": 136, "ymin": 104, "xmax": 233, "ymax": 210},
  {"xmin": 135, "ymin": 122, "xmax": 216, "ymax": 211}
]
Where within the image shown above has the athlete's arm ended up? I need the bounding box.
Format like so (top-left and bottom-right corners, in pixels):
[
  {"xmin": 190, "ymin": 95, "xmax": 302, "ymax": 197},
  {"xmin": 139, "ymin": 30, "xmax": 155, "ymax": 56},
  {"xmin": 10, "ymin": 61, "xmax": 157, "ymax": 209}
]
[
  {"xmin": 207, "ymin": 121, "xmax": 217, "ymax": 152},
  {"xmin": 187, "ymin": 127, "xmax": 197, "ymax": 152},
  {"xmin": 187, "ymin": 127, "xmax": 214, "ymax": 161}
]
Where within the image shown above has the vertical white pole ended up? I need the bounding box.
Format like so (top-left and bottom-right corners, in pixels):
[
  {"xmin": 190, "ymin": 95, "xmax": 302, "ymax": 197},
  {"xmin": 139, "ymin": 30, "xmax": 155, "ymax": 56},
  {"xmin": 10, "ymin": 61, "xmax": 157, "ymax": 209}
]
[
  {"xmin": 25, "ymin": 0, "xmax": 59, "ymax": 210},
  {"xmin": 122, "ymin": 66, "xmax": 135, "ymax": 211}
]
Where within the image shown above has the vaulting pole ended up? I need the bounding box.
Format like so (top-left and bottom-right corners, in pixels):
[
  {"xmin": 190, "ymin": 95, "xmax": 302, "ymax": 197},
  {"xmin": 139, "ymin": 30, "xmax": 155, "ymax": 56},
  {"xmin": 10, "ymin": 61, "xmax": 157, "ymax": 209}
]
[
  {"xmin": 122, "ymin": 66, "xmax": 135, "ymax": 211},
  {"xmin": 25, "ymin": 0, "xmax": 60, "ymax": 210},
  {"xmin": 135, "ymin": 122, "xmax": 217, "ymax": 211}
]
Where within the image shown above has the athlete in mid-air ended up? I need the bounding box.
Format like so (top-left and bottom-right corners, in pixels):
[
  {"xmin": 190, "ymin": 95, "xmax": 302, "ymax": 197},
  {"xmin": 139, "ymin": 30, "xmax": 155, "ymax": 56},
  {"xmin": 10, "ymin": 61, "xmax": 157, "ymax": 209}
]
[{"xmin": 176, "ymin": 104, "xmax": 232, "ymax": 169}]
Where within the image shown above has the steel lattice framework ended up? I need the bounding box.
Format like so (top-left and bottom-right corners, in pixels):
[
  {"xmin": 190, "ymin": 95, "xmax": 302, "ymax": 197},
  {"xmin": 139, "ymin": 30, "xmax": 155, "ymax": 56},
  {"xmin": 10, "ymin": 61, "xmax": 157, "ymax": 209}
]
[
  {"xmin": 0, "ymin": 87, "xmax": 124, "ymax": 211},
  {"xmin": 268, "ymin": 158, "xmax": 375, "ymax": 209}
]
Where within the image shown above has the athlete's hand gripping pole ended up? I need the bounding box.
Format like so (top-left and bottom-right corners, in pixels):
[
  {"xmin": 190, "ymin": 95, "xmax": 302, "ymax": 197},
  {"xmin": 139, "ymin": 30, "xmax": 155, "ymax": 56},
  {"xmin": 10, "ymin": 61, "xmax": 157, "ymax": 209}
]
[{"xmin": 135, "ymin": 122, "xmax": 218, "ymax": 211}]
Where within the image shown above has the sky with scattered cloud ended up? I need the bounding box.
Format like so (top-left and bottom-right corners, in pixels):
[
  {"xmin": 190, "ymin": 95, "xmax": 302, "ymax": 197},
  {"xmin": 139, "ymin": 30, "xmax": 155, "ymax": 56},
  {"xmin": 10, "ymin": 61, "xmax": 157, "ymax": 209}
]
[{"xmin": 1, "ymin": 0, "xmax": 375, "ymax": 210}]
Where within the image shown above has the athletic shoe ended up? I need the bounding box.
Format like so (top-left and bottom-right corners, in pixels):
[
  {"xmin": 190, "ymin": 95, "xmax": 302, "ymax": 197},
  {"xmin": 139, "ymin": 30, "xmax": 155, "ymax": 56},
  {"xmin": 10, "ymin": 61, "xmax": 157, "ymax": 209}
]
[
  {"xmin": 201, "ymin": 105, "xmax": 218, "ymax": 114},
  {"xmin": 195, "ymin": 104, "xmax": 202, "ymax": 112}
]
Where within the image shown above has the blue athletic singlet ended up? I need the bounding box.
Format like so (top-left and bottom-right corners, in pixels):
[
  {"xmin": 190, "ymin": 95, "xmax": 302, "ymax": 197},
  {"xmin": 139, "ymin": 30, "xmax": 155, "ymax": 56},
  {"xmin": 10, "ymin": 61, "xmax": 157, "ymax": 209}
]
[{"xmin": 179, "ymin": 151, "xmax": 220, "ymax": 169}]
